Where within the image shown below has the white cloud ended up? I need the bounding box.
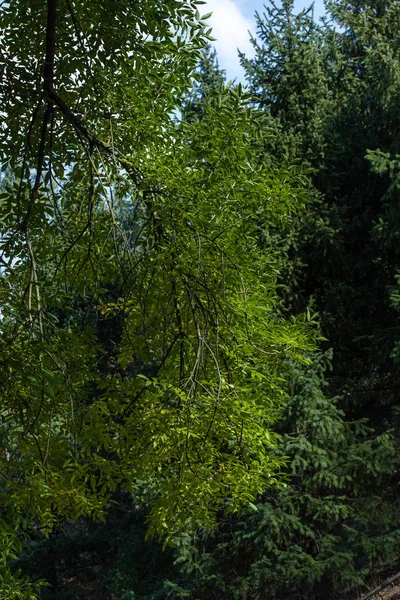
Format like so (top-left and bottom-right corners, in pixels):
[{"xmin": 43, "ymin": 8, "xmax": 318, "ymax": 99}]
[{"xmin": 203, "ymin": 0, "xmax": 255, "ymax": 81}]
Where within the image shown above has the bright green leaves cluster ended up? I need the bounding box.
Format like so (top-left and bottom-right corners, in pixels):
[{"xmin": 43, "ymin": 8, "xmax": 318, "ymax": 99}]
[
  {"xmin": 0, "ymin": 1, "xmax": 318, "ymax": 596},
  {"xmin": 0, "ymin": 0, "xmax": 209, "ymax": 163},
  {"xmin": 78, "ymin": 85, "xmax": 317, "ymax": 538}
]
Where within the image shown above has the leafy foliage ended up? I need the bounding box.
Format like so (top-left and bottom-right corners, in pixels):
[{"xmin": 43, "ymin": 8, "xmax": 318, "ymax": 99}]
[
  {"xmin": 3, "ymin": 1, "xmax": 400, "ymax": 598},
  {"xmin": 0, "ymin": 1, "xmax": 318, "ymax": 596}
]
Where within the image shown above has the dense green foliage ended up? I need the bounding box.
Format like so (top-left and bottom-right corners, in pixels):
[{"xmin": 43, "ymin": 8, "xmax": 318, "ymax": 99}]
[
  {"xmin": 0, "ymin": 1, "xmax": 319, "ymax": 598},
  {"xmin": 170, "ymin": 2, "xmax": 400, "ymax": 598},
  {"xmin": 245, "ymin": 0, "xmax": 400, "ymax": 404},
  {"xmin": 1, "ymin": 0, "xmax": 400, "ymax": 598},
  {"xmin": 166, "ymin": 2, "xmax": 400, "ymax": 598}
]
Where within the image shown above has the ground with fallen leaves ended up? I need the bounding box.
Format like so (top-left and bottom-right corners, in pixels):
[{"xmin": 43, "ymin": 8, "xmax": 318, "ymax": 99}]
[{"xmin": 371, "ymin": 583, "xmax": 400, "ymax": 600}]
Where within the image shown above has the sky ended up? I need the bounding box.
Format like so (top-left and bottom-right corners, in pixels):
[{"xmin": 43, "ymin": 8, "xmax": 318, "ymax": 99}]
[{"xmin": 203, "ymin": 0, "xmax": 327, "ymax": 81}]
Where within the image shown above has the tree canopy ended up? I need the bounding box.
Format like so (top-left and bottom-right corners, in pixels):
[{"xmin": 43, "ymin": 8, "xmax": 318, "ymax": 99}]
[
  {"xmin": 2, "ymin": 0, "xmax": 400, "ymax": 598},
  {"xmin": 0, "ymin": 1, "xmax": 319, "ymax": 597}
]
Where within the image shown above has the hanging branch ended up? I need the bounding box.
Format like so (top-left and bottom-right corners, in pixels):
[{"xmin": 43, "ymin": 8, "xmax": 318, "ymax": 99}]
[
  {"xmin": 44, "ymin": 79, "xmax": 143, "ymax": 187},
  {"xmin": 18, "ymin": 0, "xmax": 57, "ymax": 334},
  {"xmin": 21, "ymin": 0, "xmax": 56, "ymax": 230},
  {"xmin": 43, "ymin": 0, "xmax": 57, "ymax": 92}
]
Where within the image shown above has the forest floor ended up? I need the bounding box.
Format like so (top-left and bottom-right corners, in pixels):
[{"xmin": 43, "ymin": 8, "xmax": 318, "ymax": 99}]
[{"xmin": 371, "ymin": 583, "xmax": 400, "ymax": 599}]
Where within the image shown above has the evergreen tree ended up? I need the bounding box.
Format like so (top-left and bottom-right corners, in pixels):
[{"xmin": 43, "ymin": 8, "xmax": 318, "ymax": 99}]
[
  {"xmin": 165, "ymin": 353, "xmax": 399, "ymax": 600},
  {"xmin": 183, "ymin": 45, "xmax": 227, "ymax": 122},
  {"xmin": 244, "ymin": 0, "xmax": 400, "ymax": 415}
]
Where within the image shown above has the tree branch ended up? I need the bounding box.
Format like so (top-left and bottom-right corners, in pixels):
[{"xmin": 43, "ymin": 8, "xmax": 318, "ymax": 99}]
[
  {"xmin": 357, "ymin": 571, "xmax": 400, "ymax": 600},
  {"xmin": 44, "ymin": 0, "xmax": 57, "ymax": 92},
  {"xmin": 42, "ymin": 79, "xmax": 143, "ymax": 189}
]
